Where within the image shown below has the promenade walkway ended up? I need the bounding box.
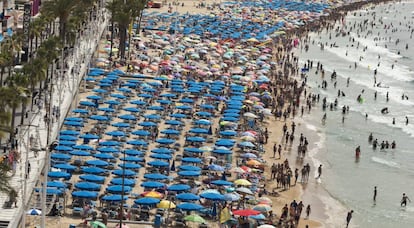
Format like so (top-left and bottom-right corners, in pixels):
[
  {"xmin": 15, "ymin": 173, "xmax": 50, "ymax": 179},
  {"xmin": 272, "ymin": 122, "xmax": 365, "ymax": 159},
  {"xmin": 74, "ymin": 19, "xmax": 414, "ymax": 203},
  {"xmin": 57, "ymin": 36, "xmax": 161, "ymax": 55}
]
[{"xmin": 0, "ymin": 8, "xmax": 109, "ymax": 228}]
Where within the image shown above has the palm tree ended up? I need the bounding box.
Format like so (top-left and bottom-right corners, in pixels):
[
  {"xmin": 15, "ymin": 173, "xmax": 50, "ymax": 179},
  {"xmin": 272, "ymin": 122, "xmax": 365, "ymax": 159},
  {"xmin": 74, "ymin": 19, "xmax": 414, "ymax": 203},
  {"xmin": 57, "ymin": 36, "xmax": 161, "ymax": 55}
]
[
  {"xmin": 29, "ymin": 18, "xmax": 47, "ymax": 55},
  {"xmin": 41, "ymin": 0, "xmax": 80, "ymax": 43},
  {"xmin": 0, "ymin": 49, "xmax": 13, "ymax": 86},
  {"xmin": 0, "ymin": 163, "xmax": 12, "ymax": 194},
  {"xmin": 4, "ymin": 73, "xmax": 30, "ymax": 141},
  {"xmin": 107, "ymin": 0, "xmax": 145, "ymax": 61},
  {"xmin": 23, "ymin": 57, "xmax": 47, "ymax": 110},
  {"xmin": 0, "ymin": 87, "xmax": 12, "ymax": 137}
]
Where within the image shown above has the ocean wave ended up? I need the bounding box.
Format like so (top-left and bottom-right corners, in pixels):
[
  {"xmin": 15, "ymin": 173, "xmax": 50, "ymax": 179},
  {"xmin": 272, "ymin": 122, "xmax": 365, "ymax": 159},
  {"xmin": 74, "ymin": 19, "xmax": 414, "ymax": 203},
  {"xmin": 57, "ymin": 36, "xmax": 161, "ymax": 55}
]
[{"xmin": 371, "ymin": 156, "xmax": 400, "ymax": 168}]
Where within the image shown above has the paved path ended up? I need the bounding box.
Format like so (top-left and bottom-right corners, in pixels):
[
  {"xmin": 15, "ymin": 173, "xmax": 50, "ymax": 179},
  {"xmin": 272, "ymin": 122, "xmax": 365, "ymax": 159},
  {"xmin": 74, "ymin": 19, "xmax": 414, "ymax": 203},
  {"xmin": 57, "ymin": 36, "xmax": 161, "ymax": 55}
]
[{"xmin": 0, "ymin": 8, "xmax": 110, "ymax": 228}]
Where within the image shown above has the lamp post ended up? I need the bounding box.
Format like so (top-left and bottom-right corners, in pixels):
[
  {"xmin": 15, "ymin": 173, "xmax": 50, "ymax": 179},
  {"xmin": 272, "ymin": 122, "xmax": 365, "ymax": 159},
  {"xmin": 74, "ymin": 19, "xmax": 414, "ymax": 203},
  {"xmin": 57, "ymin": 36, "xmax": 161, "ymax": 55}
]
[{"xmin": 41, "ymin": 59, "xmax": 55, "ymax": 228}]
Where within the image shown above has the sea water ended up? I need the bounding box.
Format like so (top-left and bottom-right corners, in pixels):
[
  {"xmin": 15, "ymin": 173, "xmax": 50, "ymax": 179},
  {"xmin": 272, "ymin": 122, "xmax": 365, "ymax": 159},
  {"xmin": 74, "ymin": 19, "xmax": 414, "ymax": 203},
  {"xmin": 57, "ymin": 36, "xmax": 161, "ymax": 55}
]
[{"xmin": 293, "ymin": 1, "xmax": 414, "ymax": 227}]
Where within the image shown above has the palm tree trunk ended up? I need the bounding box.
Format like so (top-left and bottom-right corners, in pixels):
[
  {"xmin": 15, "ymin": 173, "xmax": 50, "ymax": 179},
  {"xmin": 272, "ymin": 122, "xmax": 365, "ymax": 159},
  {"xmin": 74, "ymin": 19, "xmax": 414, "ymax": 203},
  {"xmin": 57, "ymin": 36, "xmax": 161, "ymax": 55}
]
[
  {"xmin": 0, "ymin": 67, "xmax": 4, "ymax": 86},
  {"xmin": 119, "ymin": 25, "xmax": 127, "ymax": 61},
  {"xmin": 9, "ymin": 106, "xmax": 16, "ymax": 143}
]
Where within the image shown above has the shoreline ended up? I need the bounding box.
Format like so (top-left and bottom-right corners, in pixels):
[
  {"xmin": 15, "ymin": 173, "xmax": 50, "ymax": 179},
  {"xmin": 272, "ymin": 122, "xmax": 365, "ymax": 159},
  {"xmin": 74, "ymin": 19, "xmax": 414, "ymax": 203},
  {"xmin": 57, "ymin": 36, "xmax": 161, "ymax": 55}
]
[{"xmin": 287, "ymin": 0, "xmax": 411, "ymax": 227}]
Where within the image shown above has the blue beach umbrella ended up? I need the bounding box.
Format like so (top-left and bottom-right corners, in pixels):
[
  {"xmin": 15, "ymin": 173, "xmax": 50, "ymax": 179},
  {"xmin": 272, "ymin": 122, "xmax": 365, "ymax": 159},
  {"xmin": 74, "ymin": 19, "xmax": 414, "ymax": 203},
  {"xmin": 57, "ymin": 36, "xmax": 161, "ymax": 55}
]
[
  {"xmin": 211, "ymin": 180, "xmax": 233, "ymax": 186},
  {"xmin": 85, "ymin": 160, "xmax": 109, "ymax": 167},
  {"xmin": 165, "ymin": 120, "xmax": 183, "ymax": 126},
  {"xmin": 119, "ymin": 162, "xmax": 141, "ymax": 169},
  {"xmin": 106, "ymin": 131, "xmax": 126, "ymax": 137},
  {"xmin": 184, "ymin": 147, "xmax": 204, "ymax": 154},
  {"xmin": 212, "ymin": 149, "xmax": 233, "ymax": 154},
  {"xmin": 79, "ymin": 174, "xmax": 105, "ymax": 183},
  {"xmin": 48, "ymin": 171, "xmax": 71, "ymax": 179},
  {"xmin": 238, "ymin": 141, "xmax": 255, "ymax": 148},
  {"xmin": 57, "ymin": 141, "xmax": 76, "ymax": 146},
  {"xmin": 93, "ymin": 153, "xmax": 114, "ymax": 160},
  {"xmin": 112, "ymin": 169, "xmax": 137, "ymax": 177},
  {"xmin": 72, "ymin": 191, "xmax": 98, "ymax": 199},
  {"xmin": 189, "ymin": 128, "xmax": 209, "ymax": 134},
  {"xmin": 195, "ymin": 112, "xmax": 212, "ymax": 117},
  {"xmin": 51, "ymin": 153, "xmax": 72, "ymax": 160},
  {"xmin": 170, "ymin": 113, "xmax": 187, "ymax": 118},
  {"xmin": 72, "ymin": 109, "xmax": 89, "ymax": 114},
  {"xmin": 150, "ymin": 153, "xmax": 172, "ymax": 160},
  {"xmin": 110, "ymin": 178, "xmax": 135, "ymax": 186},
  {"xmin": 182, "ymin": 157, "xmax": 202, "ymax": 163},
  {"xmin": 97, "ymin": 147, "xmax": 119, "ymax": 153},
  {"xmin": 47, "ymin": 181, "xmax": 67, "ymax": 188},
  {"xmin": 148, "ymin": 160, "xmax": 169, "ymax": 167},
  {"xmin": 99, "ymin": 141, "xmax": 120, "ymax": 146},
  {"xmin": 80, "ymin": 101, "xmax": 96, "ymax": 107},
  {"xmin": 120, "ymin": 156, "xmax": 143, "ymax": 162},
  {"xmin": 220, "ymin": 130, "xmax": 237, "ymax": 136},
  {"xmin": 60, "ymin": 130, "xmax": 80, "ymax": 136},
  {"xmin": 144, "ymin": 173, "xmax": 168, "ymax": 180},
  {"xmin": 178, "ymin": 171, "xmax": 201, "ymax": 177},
  {"xmin": 161, "ymin": 129, "xmax": 180, "ymax": 135},
  {"xmin": 54, "ymin": 145, "xmax": 73, "ymax": 152},
  {"xmin": 131, "ymin": 130, "xmax": 151, "ymax": 136},
  {"xmin": 151, "ymin": 148, "xmax": 173, "ymax": 154},
  {"xmin": 58, "ymin": 135, "xmax": 78, "ymax": 141},
  {"xmin": 141, "ymin": 181, "xmax": 165, "ymax": 188},
  {"xmin": 75, "ymin": 182, "xmax": 101, "ymax": 191},
  {"xmin": 80, "ymin": 134, "xmax": 100, "ymax": 140},
  {"xmin": 177, "ymin": 193, "xmax": 200, "ymax": 201},
  {"xmin": 194, "ymin": 119, "xmax": 211, "ymax": 125},
  {"xmin": 65, "ymin": 116, "xmax": 83, "ymax": 122},
  {"xmin": 130, "ymin": 100, "xmax": 147, "ymax": 106},
  {"xmin": 102, "ymin": 195, "xmax": 128, "ymax": 202},
  {"xmin": 112, "ymin": 122, "xmax": 130, "ymax": 128},
  {"xmin": 167, "ymin": 184, "xmax": 191, "ymax": 192},
  {"xmin": 124, "ymin": 149, "xmax": 144, "ymax": 156},
  {"xmin": 82, "ymin": 167, "xmax": 107, "ymax": 174},
  {"xmin": 99, "ymin": 107, "xmax": 116, "ymax": 113},
  {"xmin": 179, "ymin": 165, "xmax": 201, "ymax": 171},
  {"xmin": 104, "ymin": 100, "xmax": 121, "ymax": 105},
  {"xmin": 87, "ymin": 95, "xmax": 102, "ymax": 100},
  {"xmin": 53, "ymin": 163, "xmax": 77, "ymax": 171},
  {"xmin": 208, "ymin": 164, "xmax": 225, "ymax": 171},
  {"xmin": 139, "ymin": 121, "xmax": 157, "ymax": 127},
  {"xmin": 134, "ymin": 197, "xmax": 160, "ymax": 205},
  {"xmin": 123, "ymin": 107, "xmax": 141, "ymax": 113},
  {"xmin": 186, "ymin": 137, "xmax": 205, "ymax": 143},
  {"xmin": 176, "ymin": 105, "xmax": 192, "ymax": 110},
  {"xmin": 92, "ymin": 112, "xmax": 115, "ymax": 123},
  {"xmin": 156, "ymin": 138, "xmax": 175, "ymax": 145},
  {"xmin": 177, "ymin": 203, "xmax": 204, "ymax": 211},
  {"xmin": 119, "ymin": 114, "xmax": 136, "ymax": 120},
  {"xmin": 200, "ymin": 192, "xmax": 225, "ymax": 201},
  {"xmin": 106, "ymin": 185, "xmax": 132, "ymax": 194},
  {"xmin": 73, "ymin": 144, "xmax": 94, "ymax": 150},
  {"xmin": 148, "ymin": 105, "xmax": 164, "ymax": 111},
  {"xmin": 127, "ymin": 140, "xmax": 148, "ymax": 146},
  {"xmin": 70, "ymin": 150, "xmax": 91, "ymax": 156}
]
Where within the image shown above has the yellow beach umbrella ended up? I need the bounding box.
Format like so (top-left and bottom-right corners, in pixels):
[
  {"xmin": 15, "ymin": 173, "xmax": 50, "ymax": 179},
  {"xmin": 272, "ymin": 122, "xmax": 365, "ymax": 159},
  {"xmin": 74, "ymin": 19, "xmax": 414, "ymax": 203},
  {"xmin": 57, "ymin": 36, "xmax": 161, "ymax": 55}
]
[
  {"xmin": 157, "ymin": 200, "xmax": 176, "ymax": 209},
  {"xmin": 234, "ymin": 179, "xmax": 252, "ymax": 186},
  {"xmin": 144, "ymin": 191, "xmax": 163, "ymax": 198}
]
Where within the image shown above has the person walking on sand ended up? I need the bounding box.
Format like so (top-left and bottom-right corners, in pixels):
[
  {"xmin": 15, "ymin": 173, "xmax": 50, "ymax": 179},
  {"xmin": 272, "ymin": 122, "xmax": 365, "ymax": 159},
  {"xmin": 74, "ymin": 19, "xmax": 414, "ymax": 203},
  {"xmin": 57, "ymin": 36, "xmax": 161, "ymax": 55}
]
[
  {"xmin": 316, "ymin": 164, "xmax": 322, "ymax": 179},
  {"xmin": 305, "ymin": 205, "xmax": 311, "ymax": 219},
  {"xmin": 373, "ymin": 186, "xmax": 377, "ymax": 204},
  {"xmin": 401, "ymin": 193, "xmax": 411, "ymax": 207},
  {"xmin": 346, "ymin": 210, "xmax": 353, "ymax": 228}
]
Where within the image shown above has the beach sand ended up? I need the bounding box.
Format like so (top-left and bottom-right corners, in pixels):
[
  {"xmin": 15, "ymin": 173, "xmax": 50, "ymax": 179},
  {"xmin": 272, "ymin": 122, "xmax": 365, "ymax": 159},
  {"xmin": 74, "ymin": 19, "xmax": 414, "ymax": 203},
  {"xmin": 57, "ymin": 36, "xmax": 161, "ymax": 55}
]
[{"xmin": 30, "ymin": 0, "xmax": 346, "ymax": 227}]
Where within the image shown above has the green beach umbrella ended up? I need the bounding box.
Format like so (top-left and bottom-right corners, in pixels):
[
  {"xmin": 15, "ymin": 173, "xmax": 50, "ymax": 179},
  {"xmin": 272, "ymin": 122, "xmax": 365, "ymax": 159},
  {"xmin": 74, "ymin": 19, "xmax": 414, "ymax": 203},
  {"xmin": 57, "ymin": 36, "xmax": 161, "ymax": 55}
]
[
  {"xmin": 184, "ymin": 214, "xmax": 206, "ymax": 223},
  {"xmin": 90, "ymin": 220, "xmax": 107, "ymax": 228}
]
